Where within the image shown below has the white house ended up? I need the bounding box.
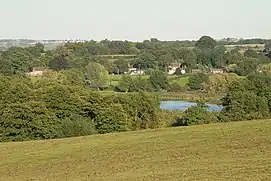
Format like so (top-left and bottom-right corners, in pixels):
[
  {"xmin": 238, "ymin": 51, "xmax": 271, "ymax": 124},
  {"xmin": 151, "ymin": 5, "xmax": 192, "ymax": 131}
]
[
  {"xmin": 128, "ymin": 68, "xmax": 145, "ymax": 75},
  {"xmin": 210, "ymin": 69, "xmax": 224, "ymax": 74},
  {"xmin": 26, "ymin": 67, "xmax": 49, "ymax": 77},
  {"xmin": 168, "ymin": 63, "xmax": 181, "ymax": 75}
]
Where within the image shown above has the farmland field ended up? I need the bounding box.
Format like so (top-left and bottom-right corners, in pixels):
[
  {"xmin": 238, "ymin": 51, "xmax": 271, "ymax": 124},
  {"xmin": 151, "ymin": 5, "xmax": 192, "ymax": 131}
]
[
  {"xmin": 108, "ymin": 75, "xmax": 189, "ymax": 87},
  {"xmin": 1, "ymin": 120, "xmax": 270, "ymax": 181},
  {"xmin": 225, "ymin": 44, "xmax": 265, "ymax": 52}
]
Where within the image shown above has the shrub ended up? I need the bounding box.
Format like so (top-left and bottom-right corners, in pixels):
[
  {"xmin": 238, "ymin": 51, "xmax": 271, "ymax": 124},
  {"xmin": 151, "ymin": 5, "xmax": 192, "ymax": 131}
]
[
  {"xmin": 175, "ymin": 102, "xmax": 218, "ymax": 126},
  {"xmin": 187, "ymin": 74, "xmax": 208, "ymax": 91},
  {"xmin": 60, "ymin": 114, "xmax": 97, "ymax": 138},
  {"xmin": 222, "ymin": 91, "xmax": 270, "ymax": 121},
  {"xmin": 149, "ymin": 70, "xmax": 169, "ymax": 91},
  {"xmin": 94, "ymin": 104, "xmax": 129, "ymax": 134}
]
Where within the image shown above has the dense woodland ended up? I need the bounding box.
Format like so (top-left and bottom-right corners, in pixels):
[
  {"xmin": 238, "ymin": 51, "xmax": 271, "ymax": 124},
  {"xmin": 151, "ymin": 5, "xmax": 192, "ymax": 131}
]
[{"xmin": 0, "ymin": 36, "xmax": 271, "ymax": 141}]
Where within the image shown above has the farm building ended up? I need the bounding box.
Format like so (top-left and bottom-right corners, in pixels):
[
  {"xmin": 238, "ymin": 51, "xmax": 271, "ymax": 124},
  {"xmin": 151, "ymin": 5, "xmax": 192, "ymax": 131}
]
[{"xmin": 27, "ymin": 67, "xmax": 49, "ymax": 76}]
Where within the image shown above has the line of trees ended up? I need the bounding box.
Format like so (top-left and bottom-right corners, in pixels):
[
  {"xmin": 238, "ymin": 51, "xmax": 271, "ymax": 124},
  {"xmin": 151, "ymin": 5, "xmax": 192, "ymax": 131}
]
[
  {"xmin": 1, "ymin": 36, "xmax": 270, "ymax": 77},
  {"xmin": 0, "ymin": 74, "xmax": 164, "ymax": 141}
]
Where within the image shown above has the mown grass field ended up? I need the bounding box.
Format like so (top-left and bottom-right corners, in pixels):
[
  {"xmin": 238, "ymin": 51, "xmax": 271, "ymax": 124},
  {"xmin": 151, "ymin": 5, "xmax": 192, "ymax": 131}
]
[{"xmin": 1, "ymin": 120, "xmax": 270, "ymax": 181}]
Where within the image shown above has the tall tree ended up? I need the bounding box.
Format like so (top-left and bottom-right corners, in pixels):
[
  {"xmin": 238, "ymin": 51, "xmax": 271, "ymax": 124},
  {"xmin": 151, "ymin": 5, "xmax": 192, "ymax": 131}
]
[
  {"xmin": 49, "ymin": 56, "xmax": 69, "ymax": 71},
  {"xmin": 196, "ymin": 36, "xmax": 216, "ymax": 49},
  {"xmin": 114, "ymin": 58, "xmax": 129, "ymax": 74},
  {"xmin": 149, "ymin": 70, "xmax": 168, "ymax": 91},
  {"xmin": 85, "ymin": 62, "xmax": 108, "ymax": 90}
]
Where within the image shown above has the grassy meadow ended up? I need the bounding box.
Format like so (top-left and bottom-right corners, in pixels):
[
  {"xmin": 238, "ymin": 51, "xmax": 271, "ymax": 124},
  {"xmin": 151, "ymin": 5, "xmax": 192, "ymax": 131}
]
[
  {"xmin": 108, "ymin": 74, "xmax": 189, "ymax": 87},
  {"xmin": 1, "ymin": 120, "xmax": 270, "ymax": 181},
  {"xmin": 225, "ymin": 44, "xmax": 265, "ymax": 53}
]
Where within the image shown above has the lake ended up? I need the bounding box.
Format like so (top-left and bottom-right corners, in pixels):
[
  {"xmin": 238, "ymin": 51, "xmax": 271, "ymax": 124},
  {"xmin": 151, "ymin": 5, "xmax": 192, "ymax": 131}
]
[{"xmin": 160, "ymin": 101, "xmax": 223, "ymax": 112}]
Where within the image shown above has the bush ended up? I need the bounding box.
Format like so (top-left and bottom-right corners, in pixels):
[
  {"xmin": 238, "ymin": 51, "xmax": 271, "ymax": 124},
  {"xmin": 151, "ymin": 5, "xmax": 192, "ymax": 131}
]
[
  {"xmin": 221, "ymin": 75, "xmax": 271, "ymax": 121},
  {"xmin": 60, "ymin": 114, "xmax": 97, "ymax": 138},
  {"xmin": 167, "ymin": 83, "xmax": 186, "ymax": 92},
  {"xmin": 149, "ymin": 70, "xmax": 169, "ymax": 91},
  {"xmin": 0, "ymin": 102, "xmax": 61, "ymax": 142},
  {"xmin": 187, "ymin": 74, "xmax": 208, "ymax": 91},
  {"xmin": 222, "ymin": 91, "xmax": 270, "ymax": 121},
  {"xmin": 94, "ymin": 104, "xmax": 129, "ymax": 134},
  {"xmin": 155, "ymin": 110, "xmax": 183, "ymax": 128},
  {"xmin": 175, "ymin": 102, "xmax": 219, "ymax": 126}
]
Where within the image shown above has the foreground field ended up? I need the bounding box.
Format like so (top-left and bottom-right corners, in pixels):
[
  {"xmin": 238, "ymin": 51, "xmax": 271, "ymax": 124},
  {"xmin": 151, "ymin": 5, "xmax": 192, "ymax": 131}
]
[{"xmin": 1, "ymin": 120, "xmax": 270, "ymax": 181}]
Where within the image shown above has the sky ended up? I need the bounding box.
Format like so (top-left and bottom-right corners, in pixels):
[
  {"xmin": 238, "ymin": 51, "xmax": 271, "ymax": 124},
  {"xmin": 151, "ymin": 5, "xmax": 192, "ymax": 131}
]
[{"xmin": 0, "ymin": 0, "xmax": 270, "ymax": 41}]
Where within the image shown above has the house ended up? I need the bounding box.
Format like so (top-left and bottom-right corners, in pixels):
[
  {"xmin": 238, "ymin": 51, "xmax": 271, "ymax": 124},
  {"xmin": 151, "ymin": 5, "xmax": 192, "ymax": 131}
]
[
  {"xmin": 128, "ymin": 68, "xmax": 144, "ymax": 75},
  {"xmin": 210, "ymin": 68, "xmax": 224, "ymax": 74},
  {"xmin": 27, "ymin": 67, "xmax": 49, "ymax": 77},
  {"xmin": 168, "ymin": 63, "xmax": 181, "ymax": 75}
]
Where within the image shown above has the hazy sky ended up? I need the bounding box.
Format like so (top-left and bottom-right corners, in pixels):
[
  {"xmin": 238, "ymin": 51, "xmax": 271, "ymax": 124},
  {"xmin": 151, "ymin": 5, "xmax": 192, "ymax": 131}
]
[{"xmin": 0, "ymin": 0, "xmax": 270, "ymax": 41}]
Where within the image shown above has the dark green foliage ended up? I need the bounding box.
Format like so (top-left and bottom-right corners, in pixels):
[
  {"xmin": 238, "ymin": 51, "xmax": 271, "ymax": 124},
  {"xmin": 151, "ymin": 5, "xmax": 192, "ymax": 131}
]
[
  {"xmin": 0, "ymin": 47, "xmax": 33, "ymax": 74},
  {"xmin": 117, "ymin": 75, "xmax": 153, "ymax": 92},
  {"xmin": 176, "ymin": 102, "xmax": 218, "ymax": 126},
  {"xmin": 49, "ymin": 56, "xmax": 69, "ymax": 71},
  {"xmin": 134, "ymin": 52, "xmax": 157, "ymax": 69},
  {"xmin": 167, "ymin": 83, "xmax": 186, "ymax": 92},
  {"xmin": 222, "ymin": 91, "xmax": 269, "ymax": 121},
  {"xmin": 149, "ymin": 70, "xmax": 168, "ymax": 91},
  {"xmin": 60, "ymin": 69, "xmax": 85, "ymax": 86},
  {"xmin": 196, "ymin": 36, "xmax": 216, "ymax": 49},
  {"xmin": 60, "ymin": 114, "xmax": 96, "ymax": 137},
  {"xmin": 187, "ymin": 74, "xmax": 208, "ymax": 90},
  {"xmin": 222, "ymin": 75, "xmax": 271, "ymax": 121},
  {"xmin": 129, "ymin": 77, "xmax": 153, "ymax": 92},
  {"xmin": 244, "ymin": 49, "xmax": 270, "ymax": 63},
  {"xmin": 94, "ymin": 104, "xmax": 129, "ymax": 134},
  {"xmin": 0, "ymin": 74, "xmax": 162, "ymax": 141},
  {"xmin": 114, "ymin": 58, "xmax": 129, "ymax": 74},
  {"xmin": 85, "ymin": 62, "xmax": 108, "ymax": 90},
  {"xmin": 113, "ymin": 93, "xmax": 160, "ymax": 130},
  {"xmin": 234, "ymin": 57, "xmax": 259, "ymax": 76},
  {"xmin": 0, "ymin": 102, "xmax": 61, "ymax": 141}
]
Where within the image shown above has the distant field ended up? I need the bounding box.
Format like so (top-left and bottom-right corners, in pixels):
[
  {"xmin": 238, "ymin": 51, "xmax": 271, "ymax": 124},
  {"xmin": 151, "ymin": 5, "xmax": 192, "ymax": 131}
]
[
  {"xmin": 0, "ymin": 120, "xmax": 270, "ymax": 181},
  {"xmin": 225, "ymin": 44, "xmax": 265, "ymax": 51},
  {"xmin": 108, "ymin": 75, "xmax": 189, "ymax": 87}
]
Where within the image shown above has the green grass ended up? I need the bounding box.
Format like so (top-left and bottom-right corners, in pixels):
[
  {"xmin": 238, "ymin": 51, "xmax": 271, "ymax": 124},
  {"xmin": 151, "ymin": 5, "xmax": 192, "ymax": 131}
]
[
  {"xmin": 108, "ymin": 75, "xmax": 189, "ymax": 87},
  {"xmin": 1, "ymin": 120, "xmax": 270, "ymax": 181},
  {"xmin": 168, "ymin": 76, "xmax": 189, "ymax": 87},
  {"xmin": 225, "ymin": 44, "xmax": 265, "ymax": 53}
]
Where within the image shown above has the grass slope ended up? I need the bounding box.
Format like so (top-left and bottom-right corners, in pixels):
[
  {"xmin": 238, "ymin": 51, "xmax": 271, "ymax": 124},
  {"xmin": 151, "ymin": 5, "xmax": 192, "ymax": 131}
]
[{"xmin": 1, "ymin": 120, "xmax": 270, "ymax": 181}]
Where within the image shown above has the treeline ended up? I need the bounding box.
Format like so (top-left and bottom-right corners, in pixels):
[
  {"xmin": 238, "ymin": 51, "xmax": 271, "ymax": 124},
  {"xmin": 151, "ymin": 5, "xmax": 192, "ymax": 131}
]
[
  {"xmin": 174, "ymin": 74, "xmax": 271, "ymax": 126},
  {"xmin": 0, "ymin": 36, "xmax": 270, "ymax": 77},
  {"xmin": 0, "ymin": 74, "xmax": 165, "ymax": 141},
  {"xmin": 217, "ymin": 38, "xmax": 271, "ymax": 46},
  {"xmin": 1, "ymin": 73, "xmax": 270, "ymax": 141}
]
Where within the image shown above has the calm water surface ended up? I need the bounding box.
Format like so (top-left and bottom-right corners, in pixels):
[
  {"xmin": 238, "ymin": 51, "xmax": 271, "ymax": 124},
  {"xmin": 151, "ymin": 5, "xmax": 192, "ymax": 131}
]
[{"xmin": 160, "ymin": 101, "xmax": 223, "ymax": 112}]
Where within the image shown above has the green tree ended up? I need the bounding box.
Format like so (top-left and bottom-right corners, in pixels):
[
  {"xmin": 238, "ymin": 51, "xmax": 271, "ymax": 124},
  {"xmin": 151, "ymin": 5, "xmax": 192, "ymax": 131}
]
[
  {"xmin": 222, "ymin": 91, "xmax": 269, "ymax": 121},
  {"xmin": 187, "ymin": 74, "xmax": 208, "ymax": 91},
  {"xmin": 118, "ymin": 75, "xmax": 133, "ymax": 92},
  {"xmin": 85, "ymin": 62, "xmax": 108, "ymax": 90},
  {"xmin": 114, "ymin": 58, "xmax": 129, "ymax": 74},
  {"xmin": 0, "ymin": 102, "xmax": 61, "ymax": 141},
  {"xmin": 149, "ymin": 70, "xmax": 168, "ymax": 91},
  {"xmin": 94, "ymin": 104, "xmax": 129, "ymax": 134},
  {"xmin": 134, "ymin": 52, "xmax": 157, "ymax": 69},
  {"xmin": 234, "ymin": 57, "xmax": 259, "ymax": 76},
  {"xmin": 176, "ymin": 101, "xmax": 218, "ymax": 126},
  {"xmin": 49, "ymin": 56, "xmax": 69, "ymax": 71},
  {"xmin": 196, "ymin": 36, "xmax": 216, "ymax": 49},
  {"xmin": 1, "ymin": 47, "xmax": 33, "ymax": 74},
  {"xmin": 60, "ymin": 69, "xmax": 85, "ymax": 86}
]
